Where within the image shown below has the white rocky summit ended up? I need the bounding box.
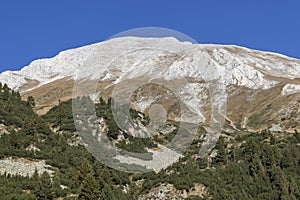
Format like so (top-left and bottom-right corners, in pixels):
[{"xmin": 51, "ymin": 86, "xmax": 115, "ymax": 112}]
[{"xmin": 0, "ymin": 37, "xmax": 299, "ymax": 92}]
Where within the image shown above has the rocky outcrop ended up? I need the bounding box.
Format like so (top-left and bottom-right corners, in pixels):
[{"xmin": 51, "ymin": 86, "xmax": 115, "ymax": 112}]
[{"xmin": 138, "ymin": 183, "xmax": 208, "ymax": 200}]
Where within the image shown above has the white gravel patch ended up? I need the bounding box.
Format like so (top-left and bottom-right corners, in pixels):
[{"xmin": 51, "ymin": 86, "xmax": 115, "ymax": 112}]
[
  {"xmin": 0, "ymin": 157, "xmax": 54, "ymax": 177},
  {"xmin": 115, "ymin": 144, "xmax": 181, "ymax": 173}
]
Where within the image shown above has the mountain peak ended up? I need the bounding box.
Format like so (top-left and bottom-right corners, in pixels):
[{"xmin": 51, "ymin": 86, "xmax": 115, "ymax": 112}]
[{"xmin": 0, "ymin": 37, "xmax": 299, "ymax": 91}]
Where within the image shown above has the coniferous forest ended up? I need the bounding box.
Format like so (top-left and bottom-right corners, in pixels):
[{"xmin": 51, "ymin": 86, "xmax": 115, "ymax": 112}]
[{"xmin": 0, "ymin": 83, "xmax": 299, "ymax": 199}]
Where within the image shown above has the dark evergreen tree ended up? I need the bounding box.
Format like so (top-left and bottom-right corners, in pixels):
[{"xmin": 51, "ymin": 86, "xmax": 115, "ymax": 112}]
[
  {"xmin": 78, "ymin": 160, "xmax": 101, "ymax": 199},
  {"xmin": 33, "ymin": 171, "xmax": 55, "ymax": 200},
  {"xmin": 213, "ymin": 136, "xmax": 228, "ymax": 165},
  {"xmin": 294, "ymin": 129, "xmax": 300, "ymax": 143},
  {"xmin": 27, "ymin": 96, "xmax": 36, "ymax": 108}
]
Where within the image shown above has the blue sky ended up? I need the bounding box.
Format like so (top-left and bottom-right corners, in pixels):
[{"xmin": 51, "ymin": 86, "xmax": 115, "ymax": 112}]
[{"xmin": 0, "ymin": 0, "xmax": 300, "ymax": 72}]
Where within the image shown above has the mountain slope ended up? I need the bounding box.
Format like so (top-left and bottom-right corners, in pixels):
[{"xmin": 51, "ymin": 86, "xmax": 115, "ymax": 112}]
[
  {"xmin": 0, "ymin": 37, "xmax": 300, "ymax": 131},
  {"xmin": 0, "ymin": 38, "xmax": 300, "ymax": 199}
]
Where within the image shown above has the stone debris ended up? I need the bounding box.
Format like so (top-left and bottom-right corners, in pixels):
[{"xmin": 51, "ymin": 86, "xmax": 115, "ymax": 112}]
[
  {"xmin": 138, "ymin": 183, "xmax": 208, "ymax": 200},
  {"xmin": 0, "ymin": 157, "xmax": 54, "ymax": 177}
]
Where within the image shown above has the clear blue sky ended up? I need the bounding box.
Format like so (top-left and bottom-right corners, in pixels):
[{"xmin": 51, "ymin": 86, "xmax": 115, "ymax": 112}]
[{"xmin": 0, "ymin": 0, "xmax": 300, "ymax": 72}]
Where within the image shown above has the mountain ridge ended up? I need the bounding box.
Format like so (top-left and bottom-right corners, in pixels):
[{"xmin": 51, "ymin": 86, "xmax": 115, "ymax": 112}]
[{"xmin": 1, "ymin": 37, "xmax": 300, "ymax": 91}]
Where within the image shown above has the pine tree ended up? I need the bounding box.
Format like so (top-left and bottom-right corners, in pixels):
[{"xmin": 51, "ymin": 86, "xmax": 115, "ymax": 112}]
[
  {"xmin": 100, "ymin": 184, "xmax": 115, "ymax": 200},
  {"xmin": 294, "ymin": 129, "xmax": 300, "ymax": 143},
  {"xmin": 269, "ymin": 165, "xmax": 289, "ymax": 194},
  {"xmin": 280, "ymin": 148, "xmax": 294, "ymax": 169},
  {"xmin": 214, "ymin": 136, "xmax": 228, "ymax": 165},
  {"xmin": 270, "ymin": 134, "xmax": 276, "ymax": 145},
  {"xmin": 198, "ymin": 157, "xmax": 208, "ymax": 169},
  {"xmin": 78, "ymin": 173, "xmax": 101, "ymax": 200},
  {"xmin": 33, "ymin": 171, "xmax": 55, "ymax": 200},
  {"xmin": 27, "ymin": 96, "xmax": 35, "ymax": 108},
  {"xmin": 52, "ymin": 176, "xmax": 67, "ymax": 198},
  {"xmin": 78, "ymin": 160, "xmax": 101, "ymax": 199},
  {"xmin": 2, "ymin": 83, "xmax": 10, "ymax": 100},
  {"xmin": 9, "ymin": 131, "xmax": 20, "ymax": 149}
]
